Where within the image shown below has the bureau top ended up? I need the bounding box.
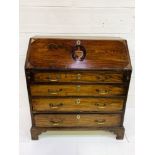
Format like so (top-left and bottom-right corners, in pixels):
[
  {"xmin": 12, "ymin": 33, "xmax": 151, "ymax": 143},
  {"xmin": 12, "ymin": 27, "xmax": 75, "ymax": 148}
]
[{"xmin": 25, "ymin": 37, "xmax": 132, "ymax": 70}]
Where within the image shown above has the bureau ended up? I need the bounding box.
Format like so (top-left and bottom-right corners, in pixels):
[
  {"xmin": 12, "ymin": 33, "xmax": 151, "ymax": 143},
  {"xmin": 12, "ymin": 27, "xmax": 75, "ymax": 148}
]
[{"xmin": 25, "ymin": 37, "xmax": 132, "ymax": 140}]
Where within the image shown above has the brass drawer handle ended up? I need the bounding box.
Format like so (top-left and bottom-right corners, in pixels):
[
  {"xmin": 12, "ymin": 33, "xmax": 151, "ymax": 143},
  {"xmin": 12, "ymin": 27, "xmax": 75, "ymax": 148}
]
[
  {"xmin": 49, "ymin": 79, "xmax": 58, "ymax": 82},
  {"xmin": 50, "ymin": 120, "xmax": 63, "ymax": 126},
  {"xmin": 95, "ymin": 119, "xmax": 106, "ymax": 125},
  {"xmin": 96, "ymin": 89, "xmax": 111, "ymax": 95},
  {"xmin": 95, "ymin": 103, "xmax": 106, "ymax": 109},
  {"xmin": 49, "ymin": 103, "xmax": 63, "ymax": 109},
  {"xmin": 48, "ymin": 89, "xmax": 62, "ymax": 95},
  {"xmin": 47, "ymin": 74, "xmax": 60, "ymax": 82}
]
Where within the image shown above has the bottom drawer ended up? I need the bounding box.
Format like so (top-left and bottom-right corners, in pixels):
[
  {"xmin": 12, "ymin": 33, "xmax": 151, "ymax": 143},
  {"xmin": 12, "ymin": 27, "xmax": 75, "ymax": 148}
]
[{"xmin": 34, "ymin": 114, "xmax": 121, "ymax": 127}]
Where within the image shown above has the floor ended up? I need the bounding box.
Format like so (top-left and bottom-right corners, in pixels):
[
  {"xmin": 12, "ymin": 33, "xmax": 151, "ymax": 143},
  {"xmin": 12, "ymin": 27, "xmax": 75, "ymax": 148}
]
[{"xmin": 19, "ymin": 56, "xmax": 134, "ymax": 155}]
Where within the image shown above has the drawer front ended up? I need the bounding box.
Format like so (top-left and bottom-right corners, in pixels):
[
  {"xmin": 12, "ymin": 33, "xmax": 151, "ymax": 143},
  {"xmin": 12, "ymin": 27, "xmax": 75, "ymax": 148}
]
[
  {"xmin": 32, "ymin": 98, "xmax": 124, "ymax": 112},
  {"xmin": 34, "ymin": 72, "xmax": 124, "ymax": 83},
  {"xmin": 30, "ymin": 85, "xmax": 126, "ymax": 97},
  {"xmin": 34, "ymin": 114, "xmax": 121, "ymax": 127}
]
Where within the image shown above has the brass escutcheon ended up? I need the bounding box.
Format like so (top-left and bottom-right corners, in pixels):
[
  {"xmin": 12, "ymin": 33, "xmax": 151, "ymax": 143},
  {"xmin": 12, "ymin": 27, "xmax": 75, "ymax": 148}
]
[
  {"xmin": 76, "ymin": 85, "xmax": 81, "ymax": 91},
  {"xmin": 77, "ymin": 73, "xmax": 81, "ymax": 80},
  {"xmin": 76, "ymin": 115, "xmax": 80, "ymax": 119},
  {"xmin": 75, "ymin": 98, "xmax": 80, "ymax": 104},
  {"xmin": 76, "ymin": 40, "xmax": 81, "ymax": 45}
]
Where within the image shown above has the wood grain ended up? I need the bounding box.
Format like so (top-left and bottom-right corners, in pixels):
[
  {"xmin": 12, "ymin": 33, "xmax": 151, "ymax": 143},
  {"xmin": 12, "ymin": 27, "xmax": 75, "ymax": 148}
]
[
  {"xmin": 25, "ymin": 38, "xmax": 132, "ymax": 140},
  {"xmin": 34, "ymin": 71, "xmax": 124, "ymax": 83},
  {"xmin": 32, "ymin": 98, "xmax": 124, "ymax": 112},
  {"xmin": 25, "ymin": 38, "xmax": 131, "ymax": 70},
  {"xmin": 30, "ymin": 84, "xmax": 126, "ymax": 97},
  {"xmin": 34, "ymin": 114, "xmax": 121, "ymax": 127},
  {"xmin": 19, "ymin": 33, "xmax": 135, "ymax": 58}
]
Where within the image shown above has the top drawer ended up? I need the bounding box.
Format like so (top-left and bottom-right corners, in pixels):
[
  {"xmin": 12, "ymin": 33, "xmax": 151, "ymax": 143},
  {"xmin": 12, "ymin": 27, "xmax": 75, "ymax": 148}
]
[{"xmin": 33, "ymin": 71, "xmax": 125, "ymax": 83}]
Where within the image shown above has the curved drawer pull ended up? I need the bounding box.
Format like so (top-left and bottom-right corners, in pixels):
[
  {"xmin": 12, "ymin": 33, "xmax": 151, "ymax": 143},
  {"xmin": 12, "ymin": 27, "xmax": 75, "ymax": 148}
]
[
  {"xmin": 95, "ymin": 103, "xmax": 107, "ymax": 109},
  {"xmin": 96, "ymin": 89, "xmax": 111, "ymax": 95},
  {"xmin": 49, "ymin": 79, "xmax": 58, "ymax": 82},
  {"xmin": 95, "ymin": 119, "xmax": 106, "ymax": 125},
  {"xmin": 50, "ymin": 120, "xmax": 63, "ymax": 126},
  {"xmin": 47, "ymin": 74, "xmax": 60, "ymax": 82},
  {"xmin": 49, "ymin": 103, "xmax": 63, "ymax": 109},
  {"xmin": 48, "ymin": 89, "xmax": 62, "ymax": 95}
]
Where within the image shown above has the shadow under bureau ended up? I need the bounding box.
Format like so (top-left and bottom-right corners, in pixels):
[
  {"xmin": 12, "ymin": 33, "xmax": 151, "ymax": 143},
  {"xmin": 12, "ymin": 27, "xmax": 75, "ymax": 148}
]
[{"xmin": 25, "ymin": 37, "xmax": 132, "ymax": 140}]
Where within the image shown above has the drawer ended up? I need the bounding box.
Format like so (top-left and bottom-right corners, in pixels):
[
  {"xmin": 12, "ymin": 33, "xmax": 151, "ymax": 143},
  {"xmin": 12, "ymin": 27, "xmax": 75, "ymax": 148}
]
[
  {"xmin": 34, "ymin": 114, "xmax": 121, "ymax": 127},
  {"xmin": 32, "ymin": 98, "xmax": 124, "ymax": 112},
  {"xmin": 33, "ymin": 71, "xmax": 124, "ymax": 83},
  {"xmin": 30, "ymin": 85, "xmax": 126, "ymax": 97}
]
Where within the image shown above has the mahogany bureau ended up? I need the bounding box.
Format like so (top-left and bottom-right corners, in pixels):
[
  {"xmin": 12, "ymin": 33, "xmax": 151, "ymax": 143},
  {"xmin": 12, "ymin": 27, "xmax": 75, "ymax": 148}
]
[{"xmin": 25, "ymin": 37, "xmax": 132, "ymax": 140}]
